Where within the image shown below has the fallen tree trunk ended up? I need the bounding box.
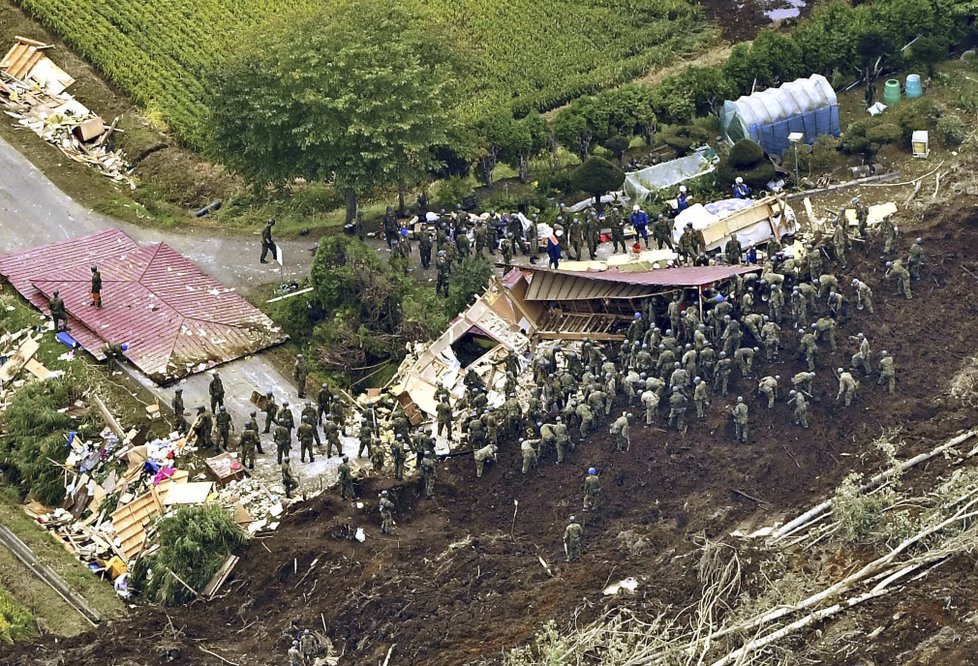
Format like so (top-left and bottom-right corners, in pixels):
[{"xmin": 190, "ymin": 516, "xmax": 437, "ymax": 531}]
[{"xmin": 771, "ymin": 429, "xmax": 977, "ymax": 541}]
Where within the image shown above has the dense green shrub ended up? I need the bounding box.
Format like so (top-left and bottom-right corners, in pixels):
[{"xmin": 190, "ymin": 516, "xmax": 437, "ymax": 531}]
[
  {"xmin": 936, "ymin": 114, "xmax": 968, "ymax": 147},
  {"xmin": 728, "ymin": 140, "xmax": 765, "ymax": 168},
  {"xmin": 717, "ymin": 139, "xmax": 775, "ymax": 191},
  {"xmin": 0, "ymin": 379, "xmax": 86, "ymax": 505},
  {"xmin": 660, "ymin": 125, "xmax": 711, "ymax": 156},
  {"xmin": 136, "ymin": 504, "xmax": 247, "ymax": 605},
  {"xmin": 865, "ymin": 123, "xmax": 904, "ymax": 147}
]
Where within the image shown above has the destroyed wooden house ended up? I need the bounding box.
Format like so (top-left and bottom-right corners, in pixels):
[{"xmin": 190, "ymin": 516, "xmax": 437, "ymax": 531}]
[
  {"xmin": 0, "ymin": 229, "xmax": 287, "ymax": 384},
  {"xmin": 513, "ymin": 263, "xmax": 762, "ymax": 339},
  {"xmin": 392, "ymin": 277, "xmax": 541, "ymax": 421},
  {"xmin": 392, "ymin": 264, "xmax": 759, "ymax": 420}
]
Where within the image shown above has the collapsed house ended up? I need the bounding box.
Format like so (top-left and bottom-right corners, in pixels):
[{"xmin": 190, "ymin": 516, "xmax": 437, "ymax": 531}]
[
  {"xmin": 391, "ymin": 263, "xmax": 760, "ymax": 422},
  {"xmin": 391, "ymin": 277, "xmax": 542, "ymax": 422},
  {"xmin": 0, "ymin": 229, "xmax": 287, "ymax": 384}
]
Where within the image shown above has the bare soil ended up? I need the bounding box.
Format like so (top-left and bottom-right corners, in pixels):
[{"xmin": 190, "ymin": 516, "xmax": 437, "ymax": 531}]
[
  {"xmin": 697, "ymin": 0, "xmax": 813, "ymax": 42},
  {"xmin": 4, "ymin": 195, "xmax": 978, "ymax": 665}
]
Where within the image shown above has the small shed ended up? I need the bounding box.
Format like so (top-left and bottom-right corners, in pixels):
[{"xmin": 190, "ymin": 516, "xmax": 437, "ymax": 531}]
[{"xmin": 721, "ymin": 74, "xmax": 840, "ymax": 156}]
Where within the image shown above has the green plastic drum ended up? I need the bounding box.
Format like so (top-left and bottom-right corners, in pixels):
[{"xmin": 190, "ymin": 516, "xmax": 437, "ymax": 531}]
[{"xmin": 883, "ymin": 79, "xmax": 902, "ymax": 106}]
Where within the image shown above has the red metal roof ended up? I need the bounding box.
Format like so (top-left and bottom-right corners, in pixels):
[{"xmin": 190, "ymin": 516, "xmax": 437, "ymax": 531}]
[
  {"xmin": 0, "ymin": 229, "xmax": 286, "ymax": 383},
  {"xmin": 523, "ymin": 264, "xmax": 761, "ymax": 288}
]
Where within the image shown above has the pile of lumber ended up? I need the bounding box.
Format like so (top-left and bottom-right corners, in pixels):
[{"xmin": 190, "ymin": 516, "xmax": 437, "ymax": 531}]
[{"xmin": 0, "ymin": 37, "xmax": 134, "ymax": 188}]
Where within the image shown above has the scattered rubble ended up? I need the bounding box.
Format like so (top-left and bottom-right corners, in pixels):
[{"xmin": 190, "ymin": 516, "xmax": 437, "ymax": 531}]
[
  {"xmin": 0, "ymin": 37, "xmax": 135, "ymax": 188},
  {"xmin": 0, "ymin": 328, "xmax": 290, "ymax": 598}
]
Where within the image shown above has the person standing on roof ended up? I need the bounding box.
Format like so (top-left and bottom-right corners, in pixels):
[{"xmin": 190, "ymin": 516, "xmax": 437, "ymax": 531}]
[
  {"xmin": 733, "ymin": 177, "xmax": 751, "ymax": 199},
  {"xmin": 630, "ymin": 204, "xmax": 650, "ymax": 249},
  {"xmin": 49, "ymin": 289, "xmax": 68, "ymax": 333},
  {"xmin": 547, "ymin": 230, "xmax": 563, "ymax": 269},
  {"xmin": 676, "ymin": 185, "xmax": 691, "ymax": 213},
  {"xmin": 90, "ymin": 266, "xmax": 102, "ymax": 308}
]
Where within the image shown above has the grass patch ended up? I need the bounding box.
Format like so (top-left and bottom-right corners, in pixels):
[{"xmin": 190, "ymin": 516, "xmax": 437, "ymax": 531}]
[
  {"xmin": 0, "ymin": 585, "xmax": 33, "ymax": 644},
  {"xmin": 0, "ymin": 487, "xmax": 126, "ymax": 638}
]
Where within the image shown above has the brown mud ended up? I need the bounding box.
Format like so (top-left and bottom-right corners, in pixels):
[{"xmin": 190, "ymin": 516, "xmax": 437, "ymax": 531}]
[{"xmin": 5, "ymin": 204, "xmax": 978, "ymax": 665}]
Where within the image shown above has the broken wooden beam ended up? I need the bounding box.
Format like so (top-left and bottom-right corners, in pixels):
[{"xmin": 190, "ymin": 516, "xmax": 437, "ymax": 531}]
[{"xmin": 92, "ymin": 392, "xmax": 125, "ymax": 439}]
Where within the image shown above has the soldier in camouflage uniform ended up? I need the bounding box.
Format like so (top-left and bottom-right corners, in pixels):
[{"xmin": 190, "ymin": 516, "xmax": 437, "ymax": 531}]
[
  {"xmin": 731, "ymin": 396, "xmax": 749, "ymax": 444},
  {"xmin": 758, "ymin": 375, "xmax": 779, "ymax": 409},
  {"xmin": 878, "ymin": 351, "xmax": 896, "ymax": 394},
  {"xmin": 583, "ymin": 468, "xmax": 600, "ymax": 511},
  {"xmin": 379, "ymin": 491, "xmax": 395, "ymax": 534},
  {"xmin": 836, "ymin": 368, "xmax": 859, "ymax": 407},
  {"xmin": 338, "ymin": 456, "xmax": 354, "ymax": 500},
  {"xmin": 788, "ymin": 390, "xmax": 809, "ymax": 429},
  {"xmin": 274, "ymin": 422, "xmax": 292, "ymax": 465},
  {"xmin": 297, "ymin": 416, "xmax": 315, "ymax": 463},
  {"xmin": 324, "ymin": 415, "xmax": 342, "ymax": 458},
  {"xmin": 693, "ymin": 376, "xmax": 710, "ymax": 419},
  {"xmin": 239, "ymin": 426, "xmax": 258, "ymax": 470},
  {"xmin": 668, "ymin": 387, "xmax": 688, "ymax": 431}
]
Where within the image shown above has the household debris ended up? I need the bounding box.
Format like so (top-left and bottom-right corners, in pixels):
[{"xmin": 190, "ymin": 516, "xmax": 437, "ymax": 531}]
[
  {"xmin": 0, "ymin": 38, "xmax": 135, "ymax": 187},
  {"xmin": 5, "ymin": 378, "xmax": 292, "ymax": 588}
]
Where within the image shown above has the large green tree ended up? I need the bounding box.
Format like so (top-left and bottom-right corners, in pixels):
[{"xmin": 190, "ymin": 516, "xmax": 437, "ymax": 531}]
[
  {"xmin": 571, "ymin": 157, "xmax": 625, "ymax": 205},
  {"xmin": 208, "ymin": 0, "xmax": 454, "ymax": 222}
]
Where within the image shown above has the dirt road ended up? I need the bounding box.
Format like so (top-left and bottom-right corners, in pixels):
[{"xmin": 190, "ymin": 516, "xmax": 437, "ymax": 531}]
[
  {"xmin": 0, "ymin": 139, "xmax": 315, "ymax": 291},
  {"xmin": 0, "ymin": 138, "xmax": 312, "ymax": 441}
]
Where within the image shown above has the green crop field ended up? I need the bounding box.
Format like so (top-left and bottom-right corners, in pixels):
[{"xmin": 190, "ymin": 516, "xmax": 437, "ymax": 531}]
[{"xmin": 16, "ymin": 0, "xmax": 714, "ymax": 148}]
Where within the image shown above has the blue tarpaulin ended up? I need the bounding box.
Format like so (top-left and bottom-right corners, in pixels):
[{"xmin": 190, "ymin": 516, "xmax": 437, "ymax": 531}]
[{"xmin": 722, "ymin": 75, "xmax": 841, "ymax": 156}]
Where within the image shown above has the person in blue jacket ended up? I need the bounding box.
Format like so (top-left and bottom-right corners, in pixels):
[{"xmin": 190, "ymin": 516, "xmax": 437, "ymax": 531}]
[
  {"xmin": 630, "ymin": 204, "xmax": 650, "ymax": 249},
  {"xmin": 676, "ymin": 185, "xmax": 691, "ymax": 212},
  {"xmin": 733, "ymin": 177, "xmax": 751, "ymax": 199},
  {"xmin": 547, "ymin": 230, "xmax": 563, "ymax": 269}
]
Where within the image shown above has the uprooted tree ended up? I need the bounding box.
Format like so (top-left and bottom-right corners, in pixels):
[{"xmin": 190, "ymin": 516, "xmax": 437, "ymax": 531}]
[
  {"xmin": 133, "ymin": 504, "xmax": 247, "ymax": 605},
  {"xmin": 308, "ymin": 236, "xmax": 447, "ymax": 374},
  {"xmin": 207, "ymin": 0, "xmax": 454, "ymax": 222}
]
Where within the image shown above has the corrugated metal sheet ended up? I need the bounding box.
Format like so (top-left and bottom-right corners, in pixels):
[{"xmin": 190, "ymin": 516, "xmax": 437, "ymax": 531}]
[
  {"xmin": 523, "ymin": 264, "xmax": 760, "ymax": 303},
  {"xmin": 0, "ymin": 230, "xmax": 286, "ymax": 383},
  {"xmin": 525, "ymin": 270, "xmax": 657, "ymax": 301}
]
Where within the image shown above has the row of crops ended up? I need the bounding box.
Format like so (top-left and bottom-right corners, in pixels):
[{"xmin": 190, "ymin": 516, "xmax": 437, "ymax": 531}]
[{"xmin": 16, "ymin": 0, "xmax": 713, "ymax": 147}]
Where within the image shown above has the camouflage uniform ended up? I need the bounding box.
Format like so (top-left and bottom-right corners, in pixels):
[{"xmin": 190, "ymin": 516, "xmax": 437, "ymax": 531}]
[
  {"xmin": 583, "ymin": 472, "xmax": 600, "ymax": 511},
  {"xmin": 731, "ymin": 399, "xmax": 749, "ymax": 444},
  {"xmin": 563, "ymin": 518, "xmax": 583, "ymax": 562},
  {"xmin": 836, "ymin": 370, "xmax": 859, "ymax": 407}
]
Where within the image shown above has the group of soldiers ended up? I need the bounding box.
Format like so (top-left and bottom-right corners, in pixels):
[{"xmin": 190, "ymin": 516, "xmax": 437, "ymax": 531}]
[
  {"xmin": 171, "ymin": 369, "xmax": 356, "ymax": 499},
  {"xmin": 377, "ymin": 193, "xmax": 738, "ymax": 296},
  {"xmin": 355, "ymin": 195, "xmax": 920, "ymax": 561},
  {"xmin": 240, "ymin": 193, "xmax": 923, "ymax": 566}
]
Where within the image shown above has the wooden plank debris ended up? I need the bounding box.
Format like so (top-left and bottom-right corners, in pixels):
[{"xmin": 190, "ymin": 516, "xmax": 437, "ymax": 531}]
[
  {"xmin": 110, "ymin": 486, "xmax": 163, "ymax": 562},
  {"xmin": 0, "ymin": 335, "xmax": 39, "ymax": 382},
  {"xmin": 25, "ymin": 358, "xmax": 60, "ymax": 380},
  {"xmin": 202, "ymin": 554, "xmax": 240, "ymax": 599},
  {"xmin": 92, "ymin": 393, "xmax": 125, "ymax": 439}
]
